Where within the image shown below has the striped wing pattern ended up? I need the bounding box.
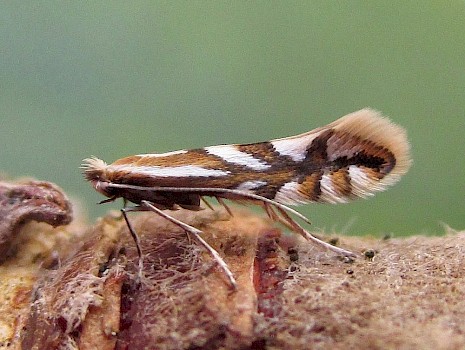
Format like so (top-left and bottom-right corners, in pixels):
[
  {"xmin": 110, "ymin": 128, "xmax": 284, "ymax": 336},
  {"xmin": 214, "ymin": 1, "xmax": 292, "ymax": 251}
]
[{"xmin": 83, "ymin": 108, "xmax": 411, "ymax": 206}]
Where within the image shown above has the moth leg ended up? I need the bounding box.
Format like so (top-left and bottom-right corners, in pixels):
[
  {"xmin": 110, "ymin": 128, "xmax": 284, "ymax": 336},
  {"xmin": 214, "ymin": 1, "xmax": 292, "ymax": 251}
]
[
  {"xmin": 242, "ymin": 195, "xmax": 356, "ymax": 257},
  {"xmin": 106, "ymin": 184, "xmax": 311, "ymax": 224},
  {"xmin": 262, "ymin": 202, "xmax": 281, "ymax": 223},
  {"xmin": 262, "ymin": 202, "xmax": 296, "ymax": 232},
  {"xmin": 201, "ymin": 197, "xmax": 215, "ymax": 211},
  {"xmin": 216, "ymin": 197, "xmax": 234, "ymax": 217},
  {"xmin": 121, "ymin": 204, "xmax": 145, "ymax": 280},
  {"xmin": 201, "ymin": 196, "xmax": 233, "ymax": 218},
  {"xmin": 140, "ymin": 200, "xmax": 238, "ymax": 290},
  {"xmin": 272, "ymin": 205, "xmax": 356, "ymax": 257}
]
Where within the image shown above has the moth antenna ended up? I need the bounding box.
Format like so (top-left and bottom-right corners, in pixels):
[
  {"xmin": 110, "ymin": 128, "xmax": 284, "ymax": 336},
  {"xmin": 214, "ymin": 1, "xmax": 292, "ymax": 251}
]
[
  {"xmin": 84, "ymin": 108, "xmax": 412, "ymax": 289},
  {"xmin": 106, "ymin": 184, "xmax": 313, "ymax": 225}
]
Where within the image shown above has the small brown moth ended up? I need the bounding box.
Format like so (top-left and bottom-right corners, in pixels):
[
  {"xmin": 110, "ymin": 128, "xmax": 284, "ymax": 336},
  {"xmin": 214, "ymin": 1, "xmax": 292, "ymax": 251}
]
[{"xmin": 82, "ymin": 108, "xmax": 411, "ymax": 289}]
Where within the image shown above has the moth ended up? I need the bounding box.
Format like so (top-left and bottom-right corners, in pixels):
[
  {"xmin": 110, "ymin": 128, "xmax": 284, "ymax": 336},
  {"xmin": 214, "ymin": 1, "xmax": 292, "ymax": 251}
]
[{"xmin": 82, "ymin": 108, "xmax": 411, "ymax": 289}]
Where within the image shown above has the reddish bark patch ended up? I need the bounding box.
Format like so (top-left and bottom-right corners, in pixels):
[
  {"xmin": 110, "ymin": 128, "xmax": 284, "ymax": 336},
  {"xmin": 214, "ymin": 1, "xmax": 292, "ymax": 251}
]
[{"xmin": 254, "ymin": 229, "xmax": 296, "ymax": 318}]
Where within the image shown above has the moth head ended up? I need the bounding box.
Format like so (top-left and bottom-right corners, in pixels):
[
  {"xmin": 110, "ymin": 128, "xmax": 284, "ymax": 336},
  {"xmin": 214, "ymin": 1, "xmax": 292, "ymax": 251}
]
[{"xmin": 81, "ymin": 157, "xmax": 115, "ymax": 198}]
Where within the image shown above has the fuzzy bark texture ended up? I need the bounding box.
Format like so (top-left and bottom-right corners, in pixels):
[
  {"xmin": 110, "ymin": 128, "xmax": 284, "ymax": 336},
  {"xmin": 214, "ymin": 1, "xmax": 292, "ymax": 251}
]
[{"xmin": 0, "ymin": 180, "xmax": 464, "ymax": 350}]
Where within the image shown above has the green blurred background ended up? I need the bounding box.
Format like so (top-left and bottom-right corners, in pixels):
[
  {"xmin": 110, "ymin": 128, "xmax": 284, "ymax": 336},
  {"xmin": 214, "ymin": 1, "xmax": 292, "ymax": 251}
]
[{"xmin": 1, "ymin": 2, "xmax": 464, "ymax": 236}]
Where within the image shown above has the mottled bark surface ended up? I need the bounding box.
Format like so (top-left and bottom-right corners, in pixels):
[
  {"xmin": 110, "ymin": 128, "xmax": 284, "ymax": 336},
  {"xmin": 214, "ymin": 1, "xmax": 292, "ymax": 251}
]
[
  {"xmin": 0, "ymin": 180, "xmax": 72, "ymax": 260},
  {"xmin": 1, "ymin": 180, "xmax": 464, "ymax": 349}
]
